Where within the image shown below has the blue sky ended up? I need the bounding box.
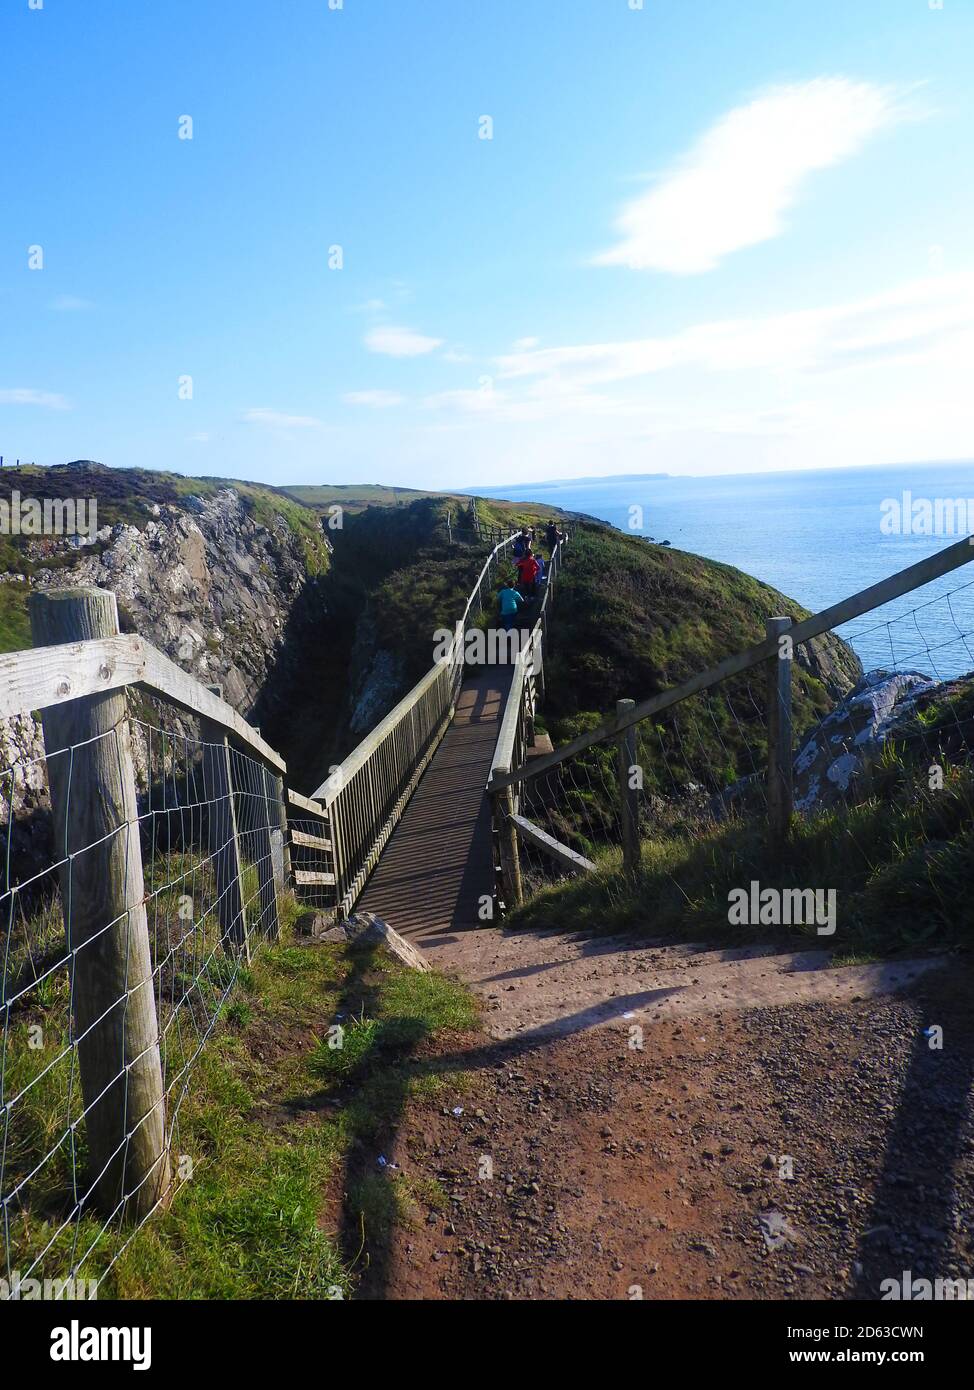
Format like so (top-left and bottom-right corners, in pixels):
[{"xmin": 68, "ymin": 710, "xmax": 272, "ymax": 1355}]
[{"xmin": 1, "ymin": 0, "xmax": 972, "ymax": 489}]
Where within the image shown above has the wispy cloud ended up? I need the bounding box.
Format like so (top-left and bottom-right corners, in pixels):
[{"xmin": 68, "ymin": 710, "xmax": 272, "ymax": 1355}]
[
  {"xmin": 343, "ymin": 389, "xmax": 406, "ymax": 408},
  {"xmin": 49, "ymin": 295, "xmax": 95, "ymax": 312},
  {"xmin": 0, "ymin": 387, "xmax": 70, "ymax": 410},
  {"xmin": 495, "ymin": 274, "xmax": 974, "ymax": 387},
  {"xmin": 243, "ymin": 407, "xmax": 323, "ymax": 429},
  {"xmin": 364, "ymin": 325, "xmax": 443, "ymax": 357},
  {"xmin": 594, "ymin": 78, "xmax": 909, "ymax": 274}
]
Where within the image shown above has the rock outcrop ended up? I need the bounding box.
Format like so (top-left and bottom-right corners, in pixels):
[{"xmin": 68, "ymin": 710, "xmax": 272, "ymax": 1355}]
[{"xmin": 793, "ymin": 668, "xmax": 970, "ymax": 813}]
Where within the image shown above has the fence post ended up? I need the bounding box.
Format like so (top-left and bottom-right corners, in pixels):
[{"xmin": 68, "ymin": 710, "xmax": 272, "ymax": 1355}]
[
  {"xmin": 201, "ymin": 722, "xmax": 250, "ymax": 961},
  {"xmin": 617, "ymin": 698, "xmax": 640, "ymax": 875},
  {"xmin": 271, "ymin": 772, "xmax": 293, "ymax": 894},
  {"xmin": 766, "ymin": 616, "xmax": 794, "ymax": 845},
  {"xmin": 28, "ymin": 588, "xmax": 170, "ymax": 1220},
  {"xmin": 251, "ymin": 763, "xmax": 280, "ymax": 941},
  {"xmin": 493, "ymin": 786, "xmax": 523, "ymax": 910}
]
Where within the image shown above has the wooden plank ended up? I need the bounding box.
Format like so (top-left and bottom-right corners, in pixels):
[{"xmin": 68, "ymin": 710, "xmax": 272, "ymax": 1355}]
[
  {"xmin": 290, "ymin": 829, "xmax": 333, "ymax": 851},
  {"xmin": 509, "ymin": 814, "xmax": 596, "ymax": 874},
  {"xmin": 489, "ymin": 659, "xmax": 528, "ymax": 777},
  {"xmin": 288, "ymin": 787, "xmax": 329, "ymax": 818},
  {"xmin": 0, "ymin": 630, "xmax": 287, "ymax": 774},
  {"xmin": 492, "ymin": 533, "xmax": 974, "ymax": 791},
  {"xmin": 140, "ymin": 646, "xmax": 286, "ymax": 773},
  {"xmin": 294, "ymin": 869, "xmax": 337, "ymax": 886},
  {"xmin": 0, "ymin": 632, "xmax": 148, "ymax": 719}
]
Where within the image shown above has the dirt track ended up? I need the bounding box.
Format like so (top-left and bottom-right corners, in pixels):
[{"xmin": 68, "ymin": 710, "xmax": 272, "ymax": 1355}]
[{"xmin": 352, "ymin": 944, "xmax": 974, "ymax": 1301}]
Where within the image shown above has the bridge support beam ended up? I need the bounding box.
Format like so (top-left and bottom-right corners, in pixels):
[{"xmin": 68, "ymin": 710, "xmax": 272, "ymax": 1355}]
[{"xmin": 494, "ymin": 785, "xmax": 523, "ymax": 911}]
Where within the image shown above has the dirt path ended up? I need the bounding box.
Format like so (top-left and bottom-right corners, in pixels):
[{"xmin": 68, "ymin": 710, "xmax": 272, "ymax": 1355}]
[
  {"xmin": 361, "ymin": 956, "xmax": 974, "ymax": 1301},
  {"xmin": 337, "ymin": 912, "xmax": 973, "ymax": 1300}
]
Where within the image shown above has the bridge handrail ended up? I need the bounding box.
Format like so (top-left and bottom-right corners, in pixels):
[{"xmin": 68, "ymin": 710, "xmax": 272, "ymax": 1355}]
[
  {"xmin": 312, "ymin": 527, "xmax": 523, "ymax": 916},
  {"xmin": 489, "ymin": 531, "xmax": 974, "ymax": 794}
]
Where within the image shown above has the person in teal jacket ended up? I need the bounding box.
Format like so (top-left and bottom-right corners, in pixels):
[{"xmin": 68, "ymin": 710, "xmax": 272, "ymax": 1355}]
[{"xmin": 497, "ymin": 584, "xmax": 523, "ymax": 631}]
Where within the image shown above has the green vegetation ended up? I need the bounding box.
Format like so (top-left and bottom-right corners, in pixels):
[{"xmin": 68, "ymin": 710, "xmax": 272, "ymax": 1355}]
[
  {"xmin": 0, "ymin": 584, "xmax": 30, "ymax": 650},
  {"xmin": 1, "ymin": 885, "xmax": 478, "ymax": 1298},
  {"xmin": 510, "ymin": 735, "xmax": 974, "ymax": 956},
  {"xmin": 280, "ymin": 481, "xmax": 564, "ymax": 523}
]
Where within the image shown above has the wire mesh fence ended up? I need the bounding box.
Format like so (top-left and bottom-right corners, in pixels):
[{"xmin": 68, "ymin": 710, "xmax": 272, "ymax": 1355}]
[
  {"xmin": 498, "ymin": 546, "xmax": 974, "ymax": 933},
  {"xmin": 1, "ymin": 704, "xmax": 288, "ymax": 1296}
]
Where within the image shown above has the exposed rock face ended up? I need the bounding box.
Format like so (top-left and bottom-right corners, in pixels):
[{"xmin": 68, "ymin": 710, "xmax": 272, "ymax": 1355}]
[
  {"xmin": 30, "ymin": 489, "xmax": 308, "ymax": 716},
  {"xmin": 348, "ymin": 640, "xmax": 408, "ymax": 736},
  {"xmin": 2, "ymin": 490, "xmax": 317, "ymax": 859},
  {"xmin": 796, "ymin": 629, "xmax": 863, "ymax": 698},
  {"xmin": 793, "ymin": 669, "xmax": 946, "ymax": 813}
]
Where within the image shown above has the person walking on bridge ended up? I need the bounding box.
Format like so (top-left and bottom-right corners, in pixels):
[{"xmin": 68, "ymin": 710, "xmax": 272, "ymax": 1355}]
[
  {"xmin": 515, "ymin": 545, "xmax": 541, "ymax": 598},
  {"xmin": 497, "ymin": 582, "xmax": 523, "ymax": 632}
]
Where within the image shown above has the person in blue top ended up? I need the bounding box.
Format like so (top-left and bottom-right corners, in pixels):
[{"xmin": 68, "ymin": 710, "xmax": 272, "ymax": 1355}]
[{"xmin": 497, "ymin": 583, "xmax": 523, "ymax": 631}]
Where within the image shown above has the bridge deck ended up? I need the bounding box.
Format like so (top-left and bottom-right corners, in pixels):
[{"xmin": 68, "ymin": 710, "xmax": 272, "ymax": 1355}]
[{"xmin": 354, "ymin": 666, "xmax": 513, "ymax": 949}]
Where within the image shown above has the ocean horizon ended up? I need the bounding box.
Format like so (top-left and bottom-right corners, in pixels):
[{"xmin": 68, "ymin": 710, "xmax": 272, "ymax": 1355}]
[{"xmin": 468, "ymin": 462, "xmax": 974, "ymax": 681}]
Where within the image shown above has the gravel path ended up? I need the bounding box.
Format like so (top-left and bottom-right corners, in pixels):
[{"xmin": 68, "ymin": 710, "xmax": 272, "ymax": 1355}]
[{"xmin": 358, "ymin": 955, "xmax": 974, "ymax": 1301}]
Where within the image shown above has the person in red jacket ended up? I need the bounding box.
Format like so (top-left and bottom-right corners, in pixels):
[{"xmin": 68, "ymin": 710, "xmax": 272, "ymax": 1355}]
[{"xmin": 515, "ymin": 546, "xmax": 541, "ymax": 598}]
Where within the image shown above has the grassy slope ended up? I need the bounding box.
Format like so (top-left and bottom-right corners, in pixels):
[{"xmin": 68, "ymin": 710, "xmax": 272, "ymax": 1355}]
[
  {"xmin": 512, "ymin": 675, "xmax": 974, "ymax": 956},
  {"xmin": 280, "ymin": 481, "xmax": 565, "ymax": 521},
  {"xmin": 4, "ymin": 896, "xmax": 478, "ymax": 1298}
]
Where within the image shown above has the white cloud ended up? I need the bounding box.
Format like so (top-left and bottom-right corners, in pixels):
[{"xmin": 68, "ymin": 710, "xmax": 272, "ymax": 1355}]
[
  {"xmin": 495, "ymin": 273, "xmax": 974, "ymax": 387},
  {"xmin": 594, "ymin": 78, "xmax": 907, "ymax": 274},
  {"xmin": 512, "ymin": 336, "xmax": 540, "ymax": 351},
  {"xmin": 0, "ymin": 387, "xmax": 70, "ymax": 410},
  {"xmin": 343, "ymin": 390, "xmax": 406, "ymax": 408},
  {"xmin": 243, "ymin": 407, "xmax": 323, "ymax": 429},
  {"xmin": 364, "ymin": 325, "xmax": 443, "ymax": 357}
]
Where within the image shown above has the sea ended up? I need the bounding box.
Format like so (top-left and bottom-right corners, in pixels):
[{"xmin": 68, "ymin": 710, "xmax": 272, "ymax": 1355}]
[{"xmin": 467, "ymin": 462, "xmax": 974, "ymax": 681}]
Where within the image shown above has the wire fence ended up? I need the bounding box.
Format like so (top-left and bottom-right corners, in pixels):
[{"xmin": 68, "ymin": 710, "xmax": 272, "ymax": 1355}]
[
  {"xmin": 1, "ymin": 704, "xmax": 287, "ymax": 1295},
  {"xmin": 495, "ymin": 542, "xmax": 974, "ymax": 933}
]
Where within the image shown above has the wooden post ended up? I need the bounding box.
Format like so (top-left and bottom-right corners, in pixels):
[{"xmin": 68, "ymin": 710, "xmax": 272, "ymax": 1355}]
[
  {"xmin": 494, "ymin": 787, "xmax": 523, "ymax": 910},
  {"xmin": 617, "ymin": 698, "xmax": 640, "ymax": 875},
  {"xmin": 201, "ymin": 722, "xmax": 250, "ymax": 961},
  {"xmin": 271, "ymin": 772, "xmax": 292, "ymax": 895},
  {"xmin": 29, "ymin": 588, "xmax": 170, "ymax": 1220},
  {"xmin": 766, "ymin": 616, "xmax": 794, "ymax": 845},
  {"xmin": 250, "ymin": 764, "xmax": 280, "ymax": 941}
]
